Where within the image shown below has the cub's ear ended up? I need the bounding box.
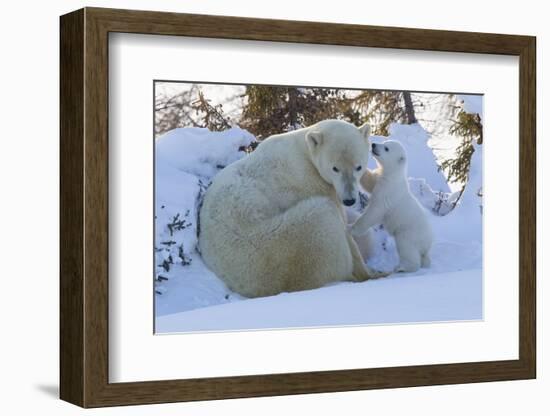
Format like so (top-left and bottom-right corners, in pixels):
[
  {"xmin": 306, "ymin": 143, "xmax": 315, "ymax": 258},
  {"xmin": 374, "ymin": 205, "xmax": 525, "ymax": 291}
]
[
  {"xmin": 398, "ymin": 156, "xmax": 406, "ymax": 164},
  {"xmin": 358, "ymin": 122, "xmax": 371, "ymax": 141},
  {"xmin": 305, "ymin": 130, "xmax": 323, "ymax": 153}
]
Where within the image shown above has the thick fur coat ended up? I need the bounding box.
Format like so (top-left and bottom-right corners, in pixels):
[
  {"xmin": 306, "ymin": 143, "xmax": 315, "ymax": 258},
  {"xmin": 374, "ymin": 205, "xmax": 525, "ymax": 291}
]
[
  {"xmin": 199, "ymin": 120, "xmax": 384, "ymax": 297},
  {"xmin": 352, "ymin": 140, "xmax": 433, "ymax": 272}
]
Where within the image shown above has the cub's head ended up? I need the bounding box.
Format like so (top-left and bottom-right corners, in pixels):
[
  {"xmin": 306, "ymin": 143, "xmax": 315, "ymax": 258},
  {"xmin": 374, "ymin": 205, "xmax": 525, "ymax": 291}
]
[
  {"xmin": 305, "ymin": 120, "xmax": 371, "ymax": 207},
  {"xmin": 371, "ymin": 140, "xmax": 407, "ymax": 174}
]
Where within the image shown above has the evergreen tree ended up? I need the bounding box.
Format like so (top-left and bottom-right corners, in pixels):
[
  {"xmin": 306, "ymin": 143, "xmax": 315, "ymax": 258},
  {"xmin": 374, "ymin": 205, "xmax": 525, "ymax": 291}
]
[
  {"xmin": 240, "ymin": 86, "xmax": 344, "ymax": 139},
  {"xmin": 348, "ymin": 90, "xmax": 418, "ymax": 136},
  {"xmin": 441, "ymin": 109, "xmax": 483, "ymax": 202},
  {"xmin": 240, "ymin": 87, "xmax": 421, "ymax": 139}
]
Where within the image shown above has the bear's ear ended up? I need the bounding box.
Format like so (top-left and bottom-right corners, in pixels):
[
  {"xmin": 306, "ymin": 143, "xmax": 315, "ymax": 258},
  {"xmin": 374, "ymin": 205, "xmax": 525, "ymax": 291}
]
[
  {"xmin": 398, "ymin": 155, "xmax": 406, "ymax": 164},
  {"xmin": 305, "ymin": 130, "xmax": 323, "ymax": 152},
  {"xmin": 358, "ymin": 122, "xmax": 371, "ymax": 141}
]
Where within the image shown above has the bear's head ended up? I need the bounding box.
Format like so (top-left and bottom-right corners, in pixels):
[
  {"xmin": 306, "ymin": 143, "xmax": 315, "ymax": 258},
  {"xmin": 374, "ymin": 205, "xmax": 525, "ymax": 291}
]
[
  {"xmin": 305, "ymin": 120, "xmax": 371, "ymax": 207},
  {"xmin": 371, "ymin": 140, "xmax": 407, "ymax": 175}
]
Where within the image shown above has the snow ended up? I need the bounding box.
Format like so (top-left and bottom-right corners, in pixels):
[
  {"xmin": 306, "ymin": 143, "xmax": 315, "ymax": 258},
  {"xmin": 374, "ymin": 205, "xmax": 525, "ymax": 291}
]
[
  {"xmin": 156, "ymin": 126, "xmax": 255, "ymax": 178},
  {"xmin": 154, "ymin": 127, "xmax": 254, "ymax": 304},
  {"xmin": 413, "ymin": 93, "xmax": 483, "ymax": 193},
  {"xmin": 157, "ymin": 269, "xmax": 481, "ymax": 332},
  {"xmin": 154, "ymin": 107, "xmax": 482, "ymax": 333}
]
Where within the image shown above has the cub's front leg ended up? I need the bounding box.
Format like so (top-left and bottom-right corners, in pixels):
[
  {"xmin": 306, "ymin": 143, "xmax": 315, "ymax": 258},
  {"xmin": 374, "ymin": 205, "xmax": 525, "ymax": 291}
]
[{"xmin": 350, "ymin": 201, "xmax": 384, "ymax": 237}]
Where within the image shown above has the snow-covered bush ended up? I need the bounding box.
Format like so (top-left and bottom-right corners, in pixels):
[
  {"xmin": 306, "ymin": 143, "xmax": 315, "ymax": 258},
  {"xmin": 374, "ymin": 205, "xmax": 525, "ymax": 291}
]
[{"xmin": 154, "ymin": 127, "xmax": 256, "ymax": 295}]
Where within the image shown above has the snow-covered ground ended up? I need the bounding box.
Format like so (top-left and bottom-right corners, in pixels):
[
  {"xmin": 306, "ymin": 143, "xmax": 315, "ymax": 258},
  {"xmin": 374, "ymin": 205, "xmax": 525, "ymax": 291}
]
[
  {"xmin": 154, "ymin": 98, "xmax": 483, "ymax": 333},
  {"xmin": 157, "ymin": 269, "xmax": 481, "ymax": 332}
]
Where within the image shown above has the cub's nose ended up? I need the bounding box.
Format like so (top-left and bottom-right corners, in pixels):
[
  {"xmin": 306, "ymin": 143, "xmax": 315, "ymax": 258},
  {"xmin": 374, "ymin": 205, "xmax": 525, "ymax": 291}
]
[
  {"xmin": 343, "ymin": 198, "xmax": 356, "ymax": 207},
  {"xmin": 371, "ymin": 143, "xmax": 377, "ymax": 150}
]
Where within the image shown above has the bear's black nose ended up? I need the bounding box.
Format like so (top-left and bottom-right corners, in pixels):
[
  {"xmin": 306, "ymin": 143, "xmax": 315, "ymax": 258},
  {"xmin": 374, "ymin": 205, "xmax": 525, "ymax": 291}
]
[
  {"xmin": 343, "ymin": 198, "xmax": 356, "ymax": 207},
  {"xmin": 371, "ymin": 143, "xmax": 377, "ymax": 150}
]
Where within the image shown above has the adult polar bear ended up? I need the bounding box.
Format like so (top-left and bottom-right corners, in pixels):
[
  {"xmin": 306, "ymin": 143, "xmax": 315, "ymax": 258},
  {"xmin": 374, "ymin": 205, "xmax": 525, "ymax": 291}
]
[{"xmin": 199, "ymin": 120, "xmax": 383, "ymax": 298}]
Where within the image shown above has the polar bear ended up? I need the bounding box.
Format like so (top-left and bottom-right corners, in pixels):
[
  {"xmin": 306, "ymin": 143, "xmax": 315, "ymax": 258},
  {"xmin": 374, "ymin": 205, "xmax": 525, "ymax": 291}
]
[
  {"xmin": 199, "ymin": 119, "xmax": 385, "ymax": 298},
  {"xmin": 351, "ymin": 140, "xmax": 433, "ymax": 273}
]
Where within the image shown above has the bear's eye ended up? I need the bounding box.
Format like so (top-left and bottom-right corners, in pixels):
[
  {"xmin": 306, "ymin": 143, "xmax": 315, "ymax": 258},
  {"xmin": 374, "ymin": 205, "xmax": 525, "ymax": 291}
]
[
  {"xmin": 356, "ymin": 165, "xmax": 362, "ymax": 171},
  {"xmin": 384, "ymin": 146, "xmax": 389, "ymax": 152},
  {"xmin": 332, "ymin": 166, "xmax": 340, "ymax": 173}
]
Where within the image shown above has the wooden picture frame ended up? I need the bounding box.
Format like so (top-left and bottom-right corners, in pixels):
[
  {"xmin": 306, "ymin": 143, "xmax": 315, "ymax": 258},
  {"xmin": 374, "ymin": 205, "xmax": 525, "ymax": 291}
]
[{"xmin": 60, "ymin": 7, "xmax": 536, "ymax": 408}]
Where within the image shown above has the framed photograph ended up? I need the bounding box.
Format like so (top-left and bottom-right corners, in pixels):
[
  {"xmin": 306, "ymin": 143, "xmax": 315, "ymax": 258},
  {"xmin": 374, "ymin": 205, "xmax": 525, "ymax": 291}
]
[{"xmin": 60, "ymin": 7, "xmax": 536, "ymax": 408}]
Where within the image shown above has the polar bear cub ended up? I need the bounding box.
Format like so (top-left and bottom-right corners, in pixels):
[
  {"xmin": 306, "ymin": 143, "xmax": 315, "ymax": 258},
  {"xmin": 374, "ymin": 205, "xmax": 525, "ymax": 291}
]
[{"xmin": 351, "ymin": 140, "xmax": 433, "ymax": 273}]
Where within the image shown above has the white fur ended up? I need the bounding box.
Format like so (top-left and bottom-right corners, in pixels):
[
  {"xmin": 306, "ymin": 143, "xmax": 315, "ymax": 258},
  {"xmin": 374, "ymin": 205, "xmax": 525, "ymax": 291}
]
[
  {"xmin": 352, "ymin": 140, "xmax": 433, "ymax": 273},
  {"xmin": 199, "ymin": 120, "xmax": 385, "ymax": 298},
  {"xmin": 346, "ymin": 208, "xmax": 377, "ymax": 262}
]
